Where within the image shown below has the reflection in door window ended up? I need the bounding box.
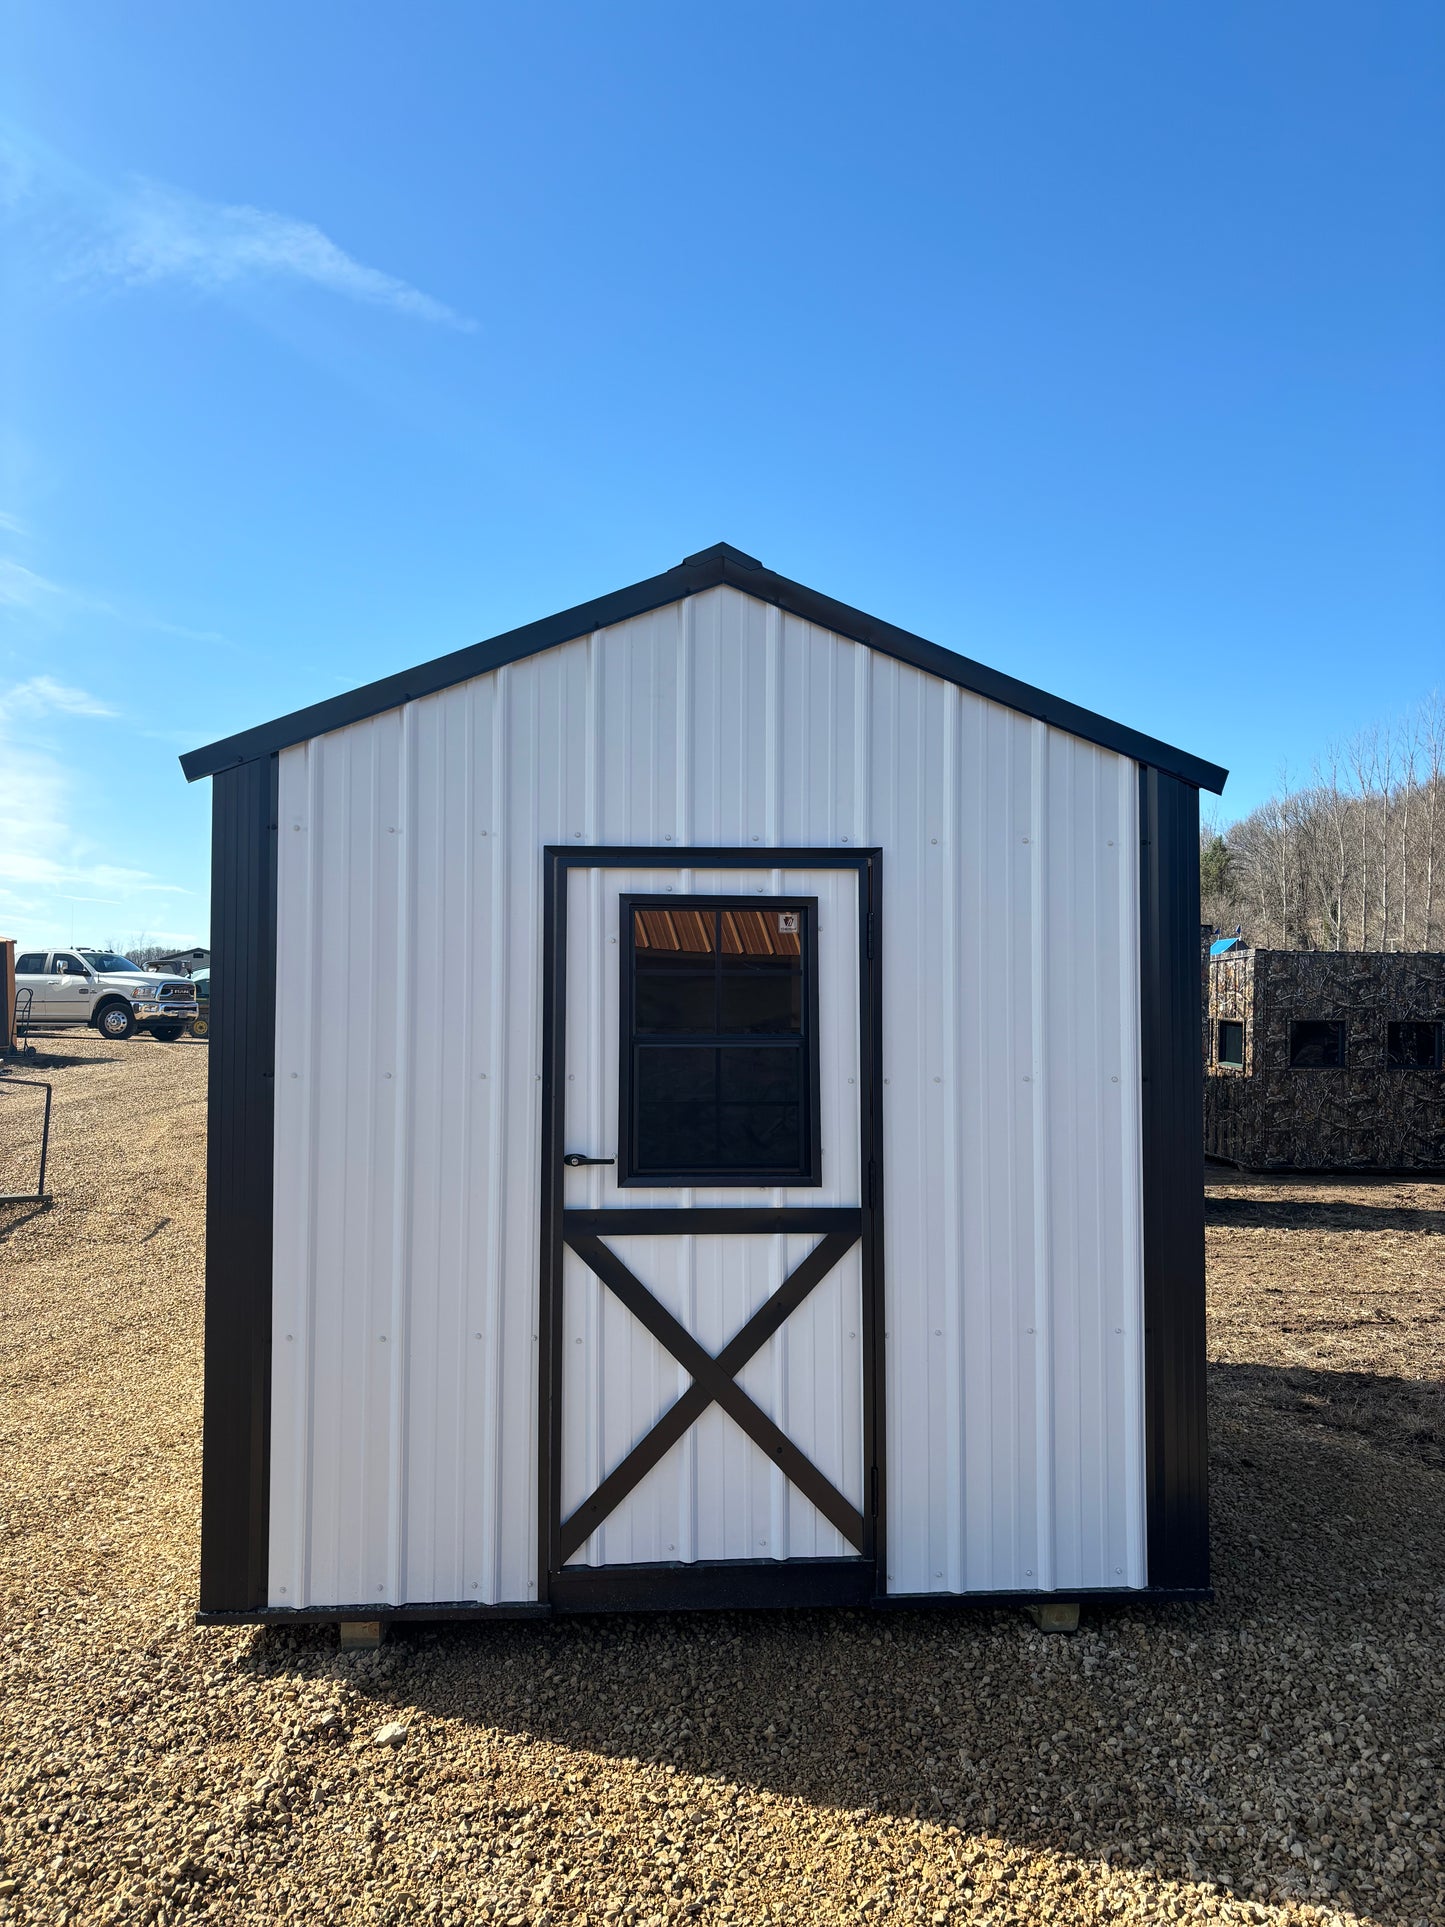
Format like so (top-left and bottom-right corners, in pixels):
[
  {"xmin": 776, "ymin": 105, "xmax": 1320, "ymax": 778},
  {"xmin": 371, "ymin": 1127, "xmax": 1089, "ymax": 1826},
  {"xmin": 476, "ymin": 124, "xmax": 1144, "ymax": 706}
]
[{"xmin": 622, "ymin": 899, "xmax": 819, "ymax": 1185}]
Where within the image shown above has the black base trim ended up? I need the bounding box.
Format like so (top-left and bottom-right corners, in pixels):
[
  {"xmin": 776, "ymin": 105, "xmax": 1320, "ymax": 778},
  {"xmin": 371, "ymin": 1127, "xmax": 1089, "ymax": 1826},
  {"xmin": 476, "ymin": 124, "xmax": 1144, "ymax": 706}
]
[
  {"xmin": 198, "ymin": 1579, "xmax": 1212, "ymax": 1627},
  {"xmin": 548, "ymin": 1557, "xmax": 874, "ymax": 1613},
  {"xmin": 874, "ymin": 1585, "xmax": 1214, "ymax": 1610},
  {"xmin": 198, "ymin": 1601, "xmax": 552, "ymax": 1625}
]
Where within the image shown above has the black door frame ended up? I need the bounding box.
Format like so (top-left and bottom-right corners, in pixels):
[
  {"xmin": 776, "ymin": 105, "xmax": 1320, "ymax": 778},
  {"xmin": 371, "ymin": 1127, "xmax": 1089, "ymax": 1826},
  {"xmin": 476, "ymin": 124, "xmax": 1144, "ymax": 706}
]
[{"xmin": 538, "ymin": 845, "xmax": 885, "ymax": 1611}]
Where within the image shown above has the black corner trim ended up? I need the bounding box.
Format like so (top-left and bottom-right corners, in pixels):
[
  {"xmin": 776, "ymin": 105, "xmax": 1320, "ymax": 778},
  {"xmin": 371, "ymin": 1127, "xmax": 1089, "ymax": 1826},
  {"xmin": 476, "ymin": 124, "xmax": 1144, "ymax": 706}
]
[
  {"xmin": 198, "ymin": 755, "xmax": 278, "ymax": 1612},
  {"xmin": 1139, "ymin": 768, "xmax": 1209, "ymax": 1590},
  {"xmin": 180, "ymin": 546, "xmax": 1227, "ymax": 793}
]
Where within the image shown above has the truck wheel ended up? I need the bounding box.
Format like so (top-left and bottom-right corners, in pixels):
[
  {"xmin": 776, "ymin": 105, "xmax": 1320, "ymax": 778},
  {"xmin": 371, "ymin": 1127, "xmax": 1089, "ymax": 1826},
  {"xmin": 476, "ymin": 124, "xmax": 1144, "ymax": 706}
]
[
  {"xmin": 96, "ymin": 1001, "xmax": 136, "ymax": 1041},
  {"xmin": 190, "ymin": 1016, "xmax": 210, "ymax": 1039},
  {"xmin": 150, "ymin": 1024, "xmax": 184, "ymax": 1042}
]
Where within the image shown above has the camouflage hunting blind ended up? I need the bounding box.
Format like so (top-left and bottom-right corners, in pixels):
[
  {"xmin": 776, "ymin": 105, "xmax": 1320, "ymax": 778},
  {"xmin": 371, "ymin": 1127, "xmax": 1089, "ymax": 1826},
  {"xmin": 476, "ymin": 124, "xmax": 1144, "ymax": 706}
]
[{"xmin": 1206, "ymin": 949, "xmax": 1445, "ymax": 1171}]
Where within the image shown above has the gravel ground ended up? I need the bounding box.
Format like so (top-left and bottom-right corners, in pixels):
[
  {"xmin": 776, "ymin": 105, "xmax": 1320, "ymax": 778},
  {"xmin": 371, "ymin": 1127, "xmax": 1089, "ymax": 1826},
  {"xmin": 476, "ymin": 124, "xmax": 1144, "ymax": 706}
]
[{"xmin": 1, "ymin": 1033, "xmax": 1442, "ymax": 1926}]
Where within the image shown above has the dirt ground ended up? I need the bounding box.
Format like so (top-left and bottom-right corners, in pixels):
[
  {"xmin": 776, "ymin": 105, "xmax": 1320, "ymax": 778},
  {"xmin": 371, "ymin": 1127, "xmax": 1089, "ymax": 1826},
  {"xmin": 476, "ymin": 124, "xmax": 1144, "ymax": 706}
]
[{"xmin": 0, "ymin": 1034, "xmax": 1441, "ymax": 1927}]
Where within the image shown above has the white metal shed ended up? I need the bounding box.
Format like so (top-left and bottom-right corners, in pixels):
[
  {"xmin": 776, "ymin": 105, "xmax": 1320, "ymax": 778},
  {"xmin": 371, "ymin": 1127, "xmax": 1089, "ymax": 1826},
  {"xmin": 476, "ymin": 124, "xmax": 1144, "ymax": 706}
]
[{"xmin": 182, "ymin": 544, "xmax": 1226, "ymax": 1625}]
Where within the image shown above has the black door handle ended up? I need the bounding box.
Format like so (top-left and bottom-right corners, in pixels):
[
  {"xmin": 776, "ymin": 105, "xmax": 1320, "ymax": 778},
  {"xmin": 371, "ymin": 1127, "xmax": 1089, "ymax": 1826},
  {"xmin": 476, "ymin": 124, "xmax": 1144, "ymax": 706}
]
[{"xmin": 563, "ymin": 1153, "xmax": 616, "ymax": 1168}]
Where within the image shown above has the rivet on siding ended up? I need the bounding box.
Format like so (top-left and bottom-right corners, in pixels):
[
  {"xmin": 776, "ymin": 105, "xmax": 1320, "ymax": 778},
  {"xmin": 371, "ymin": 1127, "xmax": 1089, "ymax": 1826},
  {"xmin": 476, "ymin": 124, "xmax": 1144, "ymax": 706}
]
[
  {"xmin": 379, "ymin": 1335, "xmax": 387, "ymax": 1343},
  {"xmin": 293, "ymin": 823, "xmax": 302, "ymax": 832},
  {"xmin": 934, "ymin": 1329, "xmax": 942, "ymax": 1337},
  {"xmin": 752, "ymin": 835, "xmax": 760, "ymax": 842},
  {"xmin": 665, "ymin": 885, "xmax": 673, "ymax": 892},
  {"xmin": 384, "ymin": 1071, "xmax": 392, "ymax": 1079},
  {"xmin": 471, "ymin": 1582, "xmax": 479, "ymax": 1591},
  {"xmin": 475, "ymin": 1332, "xmax": 482, "ymax": 1339},
  {"xmin": 933, "ymin": 1076, "xmax": 941, "ymax": 1083},
  {"xmin": 1115, "ymin": 1327, "xmax": 1123, "ymax": 1334},
  {"xmin": 290, "ymin": 1072, "xmax": 298, "ymax": 1079},
  {"xmin": 848, "ymin": 1076, "xmax": 855, "ymax": 1084},
  {"xmin": 576, "ymin": 1337, "xmax": 582, "ymax": 1344},
  {"xmin": 1111, "ymin": 1075, "xmax": 1119, "ymax": 1083},
  {"xmin": 840, "ymin": 835, "xmax": 849, "ymax": 843},
  {"xmin": 574, "ymin": 830, "xmax": 582, "ymax": 838},
  {"xmin": 849, "ymin": 1331, "xmax": 856, "ymax": 1339},
  {"xmin": 664, "ymin": 832, "xmax": 673, "ymax": 841},
  {"xmin": 1026, "ymin": 1327, "xmax": 1035, "ymax": 1335},
  {"xmin": 279, "ymin": 1586, "xmax": 286, "ymax": 1594},
  {"xmin": 931, "ymin": 837, "xmax": 938, "ymax": 845},
  {"xmin": 1025, "ymin": 1569, "xmax": 1033, "ymax": 1577},
  {"xmin": 568, "ymin": 1073, "xmax": 575, "ymax": 1081},
  {"xmin": 1022, "ymin": 836, "xmax": 1029, "ymax": 844},
  {"xmin": 1023, "ymin": 1074, "xmax": 1031, "ymax": 1083},
  {"xmin": 285, "ymin": 1333, "xmax": 293, "ymax": 1341},
  {"xmin": 479, "ymin": 1072, "xmax": 487, "ymax": 1079},
  {"xmin": 1115, "ymin": 1567, "xmax": 1123, "ymax": 1576},
  {"xmin": 884, "ymin": 1077, "xmax": 890, "ymax": 1085},
  {"xmin": 1107, "ymin": 840, "xmax": 1115, "ymax": 848},
  {"xmin": 759, "ymin": 1539, "xmax": 767, "ymax": 1548}
]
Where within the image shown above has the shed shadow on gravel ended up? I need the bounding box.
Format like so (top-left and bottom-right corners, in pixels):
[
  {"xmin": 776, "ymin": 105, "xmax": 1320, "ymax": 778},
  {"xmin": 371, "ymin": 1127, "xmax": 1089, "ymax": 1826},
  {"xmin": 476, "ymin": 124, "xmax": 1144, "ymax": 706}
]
[
  {"xmin": 1205, "ymin": 1193, "xmax": 1445, "ymax": 1234},
  {"xmin": 226, "ymin": 1360, "xmax": 1445, "ymax": 1921}
]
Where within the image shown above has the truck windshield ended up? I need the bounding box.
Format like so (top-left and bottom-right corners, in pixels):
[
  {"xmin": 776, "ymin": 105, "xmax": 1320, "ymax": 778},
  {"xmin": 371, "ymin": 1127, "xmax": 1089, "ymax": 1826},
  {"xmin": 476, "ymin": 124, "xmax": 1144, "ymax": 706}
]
[{"xmin": 78, "ymin": 951, "xmax": 143, "ymax": 972}]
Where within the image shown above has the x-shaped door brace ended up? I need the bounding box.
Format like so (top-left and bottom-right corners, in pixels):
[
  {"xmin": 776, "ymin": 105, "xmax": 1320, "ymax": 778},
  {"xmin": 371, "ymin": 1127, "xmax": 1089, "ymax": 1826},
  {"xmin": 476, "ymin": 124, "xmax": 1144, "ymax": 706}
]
[{"xmin": 558, "ymin": 1218, "xmax": 864, "ymax": 1563}]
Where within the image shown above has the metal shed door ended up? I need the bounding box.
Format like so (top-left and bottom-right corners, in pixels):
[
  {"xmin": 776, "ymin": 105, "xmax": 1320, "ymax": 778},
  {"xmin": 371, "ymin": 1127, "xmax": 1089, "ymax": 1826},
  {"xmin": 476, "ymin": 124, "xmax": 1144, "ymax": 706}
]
[{"xmin": 539, "ymin": 849, "xmax": 882, "ymax": 1610}]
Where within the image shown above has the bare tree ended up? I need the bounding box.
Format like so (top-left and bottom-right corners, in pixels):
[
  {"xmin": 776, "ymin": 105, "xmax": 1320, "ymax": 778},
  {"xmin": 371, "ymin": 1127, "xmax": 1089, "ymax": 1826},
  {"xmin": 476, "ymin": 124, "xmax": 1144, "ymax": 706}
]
[{"xmin": 1214, "ymin": 691, "xmax": 1445, "ymax": 954}]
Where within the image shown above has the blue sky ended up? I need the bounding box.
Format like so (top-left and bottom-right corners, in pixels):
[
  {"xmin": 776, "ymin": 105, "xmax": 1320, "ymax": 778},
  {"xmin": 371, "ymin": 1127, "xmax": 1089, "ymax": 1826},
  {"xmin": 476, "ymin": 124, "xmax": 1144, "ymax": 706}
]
[{"xmin": 2, "ymin": 2, "xmax": 1440, "ymax": 949}]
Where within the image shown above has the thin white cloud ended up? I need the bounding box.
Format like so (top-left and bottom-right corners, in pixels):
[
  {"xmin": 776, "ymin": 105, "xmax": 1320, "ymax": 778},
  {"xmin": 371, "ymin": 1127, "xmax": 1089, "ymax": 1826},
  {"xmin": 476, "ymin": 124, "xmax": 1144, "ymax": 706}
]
[
  {"xmin": 8, "ymin": 675, "xmax": 118, "ymax": 719},
  {"xmin": 0, "ymin": 558, "xmax": 62, "ymax": 609},
  {"xmin": 0, "ymin": 510, "xmax": 28, "ymax": 536},
  {"xmin": 0, "ymin": 552, "xmax": 232, "ymax": 646},
  {"xmin": 84, "ymin": 179, "xmax": 474, "ymax": 331}
]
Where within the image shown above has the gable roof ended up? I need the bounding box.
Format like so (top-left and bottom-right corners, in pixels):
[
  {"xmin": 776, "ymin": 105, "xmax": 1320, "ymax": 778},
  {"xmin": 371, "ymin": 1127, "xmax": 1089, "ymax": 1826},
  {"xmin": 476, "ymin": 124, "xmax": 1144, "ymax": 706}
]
[{"xmin": 180, "ymin": 542, "xmax": 1228, "ymax": 792}]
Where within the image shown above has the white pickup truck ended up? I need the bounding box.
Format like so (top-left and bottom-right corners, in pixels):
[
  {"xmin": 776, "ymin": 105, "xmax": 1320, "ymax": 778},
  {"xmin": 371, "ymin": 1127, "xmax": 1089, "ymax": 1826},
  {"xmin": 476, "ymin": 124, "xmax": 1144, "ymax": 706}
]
[{"xmin": 12, "ymin": 948, "xmax": 199, "ymax": 1041}]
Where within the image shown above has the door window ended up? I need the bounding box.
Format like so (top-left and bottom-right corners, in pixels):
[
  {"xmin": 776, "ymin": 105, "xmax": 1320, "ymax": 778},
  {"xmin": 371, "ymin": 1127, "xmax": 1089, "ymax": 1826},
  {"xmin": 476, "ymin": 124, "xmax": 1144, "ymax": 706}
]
[
  {"xmin": 619, "ymin": 898, "xmax": 820, "ymax": 1185},
  {"xmin": 54, "ymin": 954, "xmax": 89, "ymax": 976},
  {"xmin": 15, "ymin": 954, "xmax": 46, "ymax": 974}
]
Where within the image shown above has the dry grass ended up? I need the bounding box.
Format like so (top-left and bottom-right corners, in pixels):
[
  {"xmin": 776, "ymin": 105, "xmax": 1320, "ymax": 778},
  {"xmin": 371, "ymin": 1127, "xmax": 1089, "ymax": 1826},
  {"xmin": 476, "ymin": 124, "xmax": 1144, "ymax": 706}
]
[{"xmin": 0, "ymin": 1034, "xmax": 1441, "ymax": 1926}]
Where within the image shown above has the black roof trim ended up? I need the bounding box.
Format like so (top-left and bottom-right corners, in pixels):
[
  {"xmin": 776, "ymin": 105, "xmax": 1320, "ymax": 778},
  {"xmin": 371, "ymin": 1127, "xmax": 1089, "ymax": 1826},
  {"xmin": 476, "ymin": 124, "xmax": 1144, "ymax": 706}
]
[{"xmin": 180, "ymin": 542, "xmax": 1228, "ymax": 792}]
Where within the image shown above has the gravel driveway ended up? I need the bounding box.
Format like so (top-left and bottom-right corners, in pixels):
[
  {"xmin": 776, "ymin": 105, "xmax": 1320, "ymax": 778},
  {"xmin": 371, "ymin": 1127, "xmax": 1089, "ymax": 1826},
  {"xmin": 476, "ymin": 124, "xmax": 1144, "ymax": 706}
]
[{"xmin": 1, "ymin": 1035, "xmax": 1441, "ymax": 1925}]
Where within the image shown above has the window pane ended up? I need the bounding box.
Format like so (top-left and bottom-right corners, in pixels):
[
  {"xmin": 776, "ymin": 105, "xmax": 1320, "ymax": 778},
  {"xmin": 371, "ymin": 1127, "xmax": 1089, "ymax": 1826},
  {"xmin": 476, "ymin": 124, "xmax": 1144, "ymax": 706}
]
[
  {"xmin": 718, "ymin": 1103, "xmax": 803, "ymax": 1169},
  {"xmin": 633, "ymin": 908, "xmax": 716, "ymax": 1032},
  {"xmin": 718, "ymin": 907, "xmax": 803, "ymax": 1034},
  {"xmin": 633, "ymin": 1048, "xmax": 717, "ymax": 1169},
  {"xmin": 1289, "ymin": 1020, "xmax": 1346, "ymax": 1069},
  {"xmin": 15, "ymin": 955, "xmax": 45, "ymax": 974},
  {"xmin": 718, "ymin": 1046, "xmax": 802, "ymax": 1107},
  {"xmin": 1388, "ymin": 1020, "xmax": 1441, "ymax": 1069},
  {"xmin": 1217, "ymin": 1020, "xmax": 1244, "ymax": 1068}
]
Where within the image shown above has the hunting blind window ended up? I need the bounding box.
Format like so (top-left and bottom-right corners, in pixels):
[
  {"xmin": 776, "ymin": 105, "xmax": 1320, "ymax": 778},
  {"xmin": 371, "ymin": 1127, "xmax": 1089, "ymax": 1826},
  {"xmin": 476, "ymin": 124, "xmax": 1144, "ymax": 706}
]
[
  {"xmin": 1387, "ymin": 1020, "xmax": 1443, "ymax": 1070},
  {"xmin": 1216, "ymin": 1020, "xmax": 1244, "ymax": 1069},
  {"xmin": 1288, "ymin": 1020, "xmax": 1347, "ymax": 1069},
  {"xmin": 619, "ymin": 897, "xmax": 821, "ymax": 1187}
]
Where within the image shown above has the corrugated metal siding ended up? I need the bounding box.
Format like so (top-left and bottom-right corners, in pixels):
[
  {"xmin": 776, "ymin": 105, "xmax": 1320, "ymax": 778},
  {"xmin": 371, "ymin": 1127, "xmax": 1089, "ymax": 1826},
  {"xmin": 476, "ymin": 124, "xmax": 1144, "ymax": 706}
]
[{"xmin": 269, "ymin": 584, "xmax": 1146, "ymax": 1607}]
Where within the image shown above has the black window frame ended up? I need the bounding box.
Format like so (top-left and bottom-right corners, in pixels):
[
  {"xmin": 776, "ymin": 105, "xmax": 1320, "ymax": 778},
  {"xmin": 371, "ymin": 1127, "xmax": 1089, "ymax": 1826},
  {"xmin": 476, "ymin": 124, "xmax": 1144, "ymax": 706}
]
[
  {"xmin": 617, "ymin": 893, "xmax": 823, "ymax": 1188},
  {"xmin": 1386, "ymin": 1019, "xmax": 1444, "ymax": 1071},
  {"xmin": 1288, "ymin": 1019, "xmax": 1347, "ymax": 1070},
  {"xmin": 1216, "ymin": 1019, "xmax": 1245, "ymax": 1069},
  {"xmin": 14, "ymin": 953, "xmax": 46, "ymax": 975}
]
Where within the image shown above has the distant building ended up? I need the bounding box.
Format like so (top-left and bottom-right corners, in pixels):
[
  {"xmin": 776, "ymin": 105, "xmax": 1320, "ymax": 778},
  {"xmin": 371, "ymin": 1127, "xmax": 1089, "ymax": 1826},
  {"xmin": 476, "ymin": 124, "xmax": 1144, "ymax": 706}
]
[
  {"xmin": 147, "ymin": 946, "xmax": 211, "ymax": 976},
  {"xmin": 1206, "ymin": 948, "xmax": 1445, "ymax": 1169}
]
